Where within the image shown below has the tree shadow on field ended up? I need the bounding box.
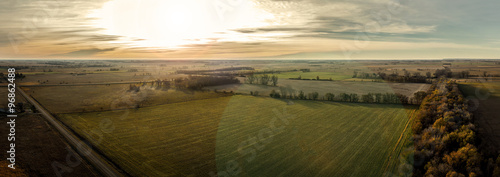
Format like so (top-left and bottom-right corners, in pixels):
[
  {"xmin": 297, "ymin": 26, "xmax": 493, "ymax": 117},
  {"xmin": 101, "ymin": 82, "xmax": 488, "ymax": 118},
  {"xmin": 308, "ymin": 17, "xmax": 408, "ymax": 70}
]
[
  {"xmin": 255, "ymin": 84, "xmax": 276, "ymax": 88},
  {"xmin": 291, "ymin": 99, "xmax": 406, "ymax": 110},
  {"xmin": 289, "ymin": 99, "xmax": 326, "ymax": 109},
  {"xmin": 176, "ymin": 88, "xmax": 195, "ymax": 94},
  {"xmin": 272, "ymin": 98, "xmax": 301, "ymax": 106},
  {"xmin": 341, "ymin": 102, "xmax": 406, "ymax": 109}
]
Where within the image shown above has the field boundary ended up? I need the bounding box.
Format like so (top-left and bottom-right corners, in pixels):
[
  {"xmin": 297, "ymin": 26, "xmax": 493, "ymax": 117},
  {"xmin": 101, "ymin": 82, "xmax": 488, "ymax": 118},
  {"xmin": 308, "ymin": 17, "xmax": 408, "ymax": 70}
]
[
  {"xmin": 17, "ymin": 81, "xmax": 149, "ymax": 87},
  {"xmin": 52, "ymin": 93, "xmax": 234, "ymax": 114},
  {"xmin": 382, "ymin": 109, "xmax": 415, "ymax": 175}
]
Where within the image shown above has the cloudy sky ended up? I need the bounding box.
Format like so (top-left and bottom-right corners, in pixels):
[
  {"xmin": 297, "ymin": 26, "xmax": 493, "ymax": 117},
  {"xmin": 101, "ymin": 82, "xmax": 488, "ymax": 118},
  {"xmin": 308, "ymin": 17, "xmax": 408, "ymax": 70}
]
[{"xmin": 1, "ymin": 0, "xmax": 499, "ymax": 59}]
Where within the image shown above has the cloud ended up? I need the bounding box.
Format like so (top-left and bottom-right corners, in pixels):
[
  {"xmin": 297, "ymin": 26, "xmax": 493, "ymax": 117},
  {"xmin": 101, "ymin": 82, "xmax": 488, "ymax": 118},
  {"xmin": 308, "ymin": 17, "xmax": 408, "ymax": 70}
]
[
  {"xmin": 1, "ymin": 0, "xmax": 500, "ymax": 59},
  {"xmin": 229, "ymin": 0, "xmax": 437, "ymax": 47},
  {"xmin": 309, "ymin": 16, "xmax": 436, "ymax": 34}
]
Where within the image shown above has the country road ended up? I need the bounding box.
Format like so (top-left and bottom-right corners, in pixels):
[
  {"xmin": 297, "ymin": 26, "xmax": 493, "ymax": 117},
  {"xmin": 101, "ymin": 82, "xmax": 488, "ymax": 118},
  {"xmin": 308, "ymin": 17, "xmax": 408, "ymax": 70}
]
[{"xmin": 17, "ymin": 87, "xmax": 124, "ymax": 177}]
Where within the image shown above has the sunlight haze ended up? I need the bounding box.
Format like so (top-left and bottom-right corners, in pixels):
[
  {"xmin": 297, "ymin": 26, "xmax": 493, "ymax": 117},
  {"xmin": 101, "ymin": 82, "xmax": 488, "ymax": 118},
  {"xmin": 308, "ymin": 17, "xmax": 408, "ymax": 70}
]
[{"xmin": 1, "ymin": 0, "xmax": 499, "ymax": 59}]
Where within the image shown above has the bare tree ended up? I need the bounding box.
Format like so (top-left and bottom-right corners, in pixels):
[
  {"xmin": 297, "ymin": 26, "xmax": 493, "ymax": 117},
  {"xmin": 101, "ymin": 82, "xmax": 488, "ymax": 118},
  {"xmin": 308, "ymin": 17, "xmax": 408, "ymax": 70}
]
[{"xmin": 271, "ymin": 75, "xmax": 278, "ymax": 86}]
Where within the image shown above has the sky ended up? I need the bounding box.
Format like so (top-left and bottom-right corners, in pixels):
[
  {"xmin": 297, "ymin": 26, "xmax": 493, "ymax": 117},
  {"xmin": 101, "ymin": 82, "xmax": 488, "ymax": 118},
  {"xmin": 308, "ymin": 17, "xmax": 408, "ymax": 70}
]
[{"xmin": 1, "ymin": 0, "xmax": 500, "ymax": 59}]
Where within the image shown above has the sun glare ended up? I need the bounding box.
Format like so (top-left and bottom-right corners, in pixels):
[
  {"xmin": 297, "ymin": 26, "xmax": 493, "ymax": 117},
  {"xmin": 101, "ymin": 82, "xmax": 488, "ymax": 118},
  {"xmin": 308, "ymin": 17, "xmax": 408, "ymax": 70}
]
[{"xmin": 87, "ymin": 0, "xmax": 276, "ymax": 48}]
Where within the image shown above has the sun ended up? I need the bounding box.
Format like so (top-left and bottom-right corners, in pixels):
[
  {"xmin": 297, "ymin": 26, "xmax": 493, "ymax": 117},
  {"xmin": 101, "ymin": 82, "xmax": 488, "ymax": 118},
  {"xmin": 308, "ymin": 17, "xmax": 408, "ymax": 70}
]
[
  {"xmin": 87, "ymin": 0, "xmax": 276, "ymax": 49},
  {"xmin": 88, "ymin": 0, "xmax": 216, "ymax": 48}
]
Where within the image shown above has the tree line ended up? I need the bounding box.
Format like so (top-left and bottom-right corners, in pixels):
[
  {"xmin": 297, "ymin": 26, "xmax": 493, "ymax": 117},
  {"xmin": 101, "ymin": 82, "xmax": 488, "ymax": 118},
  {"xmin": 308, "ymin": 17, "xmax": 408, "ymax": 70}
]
[
  {"xmin": 0, "ymin": 72, "xmax": 25, "ymax": 80},
  {"xmin": 412, "ymin": 78, "xmax": 500, "ymax": 176},
  {"xmin": 174, "ymin": 76, "xmax": 240, "ymax": 90},
  {"xmin": 245, "ymin": 74, "xmax": 278, "ymax": 86},
  {"xmin": 129, "ymin": 76, "xmax": 240, "ymax": 91},
  {"xmin": 176, "ymin": 67, "xmax": 254, "ymax": 75},
  {"xmin": 266, "ymin": 87, "xmax": 428, "ymax": 105},
  {"xmin": 357, "ymin": 68, "xmax": 474, "ymax": 83}
]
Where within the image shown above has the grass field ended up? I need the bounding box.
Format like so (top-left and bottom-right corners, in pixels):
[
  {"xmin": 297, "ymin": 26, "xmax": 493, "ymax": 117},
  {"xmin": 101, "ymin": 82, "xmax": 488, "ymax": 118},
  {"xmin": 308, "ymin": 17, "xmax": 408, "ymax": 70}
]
[
  {"xmin": 18, "ymin": 72, "xmax": 186, "ymax": 85},
  {"xmin": 57, "ymin": 95, "xmax": 414, "ymax": 177},
  {"xmin": 270, "ymin": 71, "xmax": 353, "ymax": 80},
  {"xmin": 215, "ymin": 96, "xmax": 414, "ymax": 177},
  {"xmin": 207, "ymin": 80, "xmax": 430, "ymax": 98},
  {"xmin": 458, "ymin": 81, "xmax": 500, "ymax": 98}
]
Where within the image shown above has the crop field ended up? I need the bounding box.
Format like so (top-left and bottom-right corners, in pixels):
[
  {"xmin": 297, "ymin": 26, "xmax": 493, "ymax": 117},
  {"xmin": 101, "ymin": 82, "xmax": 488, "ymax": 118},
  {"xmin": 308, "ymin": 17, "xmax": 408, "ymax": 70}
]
[
  {"xmin": 57, "ymin": 95, "xmax": 414, "ymax": 177},
  {"xmin": 459, "ymin": 81, "xmax": 500, "ymax": 150},
  {"xmin": 57, "ymin": 96, "xmax": 233, "ymax": 176},
  {"xmin": 207, "ymin": 80, "xmax": 430, "ymax": 98},
  {"xmin": 23, "ymin": 85, "xmax": 231, "ymax": 113},
  {"xmin": 215, "ymin": 96, "xmax": 414, "ymax": 177},
  {"xmin": 459, "ymin": 81, "xmax": 500, "ymax": 98}
]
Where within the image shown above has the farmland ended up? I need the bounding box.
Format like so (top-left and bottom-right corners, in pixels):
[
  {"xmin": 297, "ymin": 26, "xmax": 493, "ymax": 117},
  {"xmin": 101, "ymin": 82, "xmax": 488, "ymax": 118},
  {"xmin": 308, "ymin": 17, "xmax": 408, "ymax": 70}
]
[
  {"xmin": 459, "ymin": 81, "xmax": 500, "ymax": 98},
  {"xmin": 207, "ymin": 79, "xmax": 430, "ymax": 98},
  {"xmin": 23, "ymin": 85, "xmax": 232, "ymax": 113},
  {"xmin": 56, "ymin": 95, "xmax": 415, "ymax": 177},
  {"xmin": 6, "ymin": 59, "xmax": 500, "ymax": 176},
  {"xmin": 270, "ymin": 71, "xmax": 353, "ymax": 80},
  {"xmin": 215, "ymin": 96, "xmax": 414, "ymax": 177},
  {"xmin": 458, "ymin": 81, "xmax": 500, "ymax": 152},
  {"xmin": 17, "ymin": 71, "xmax": 185, "ymax": 85},
  {"xmin": 57, "ymin": 96, "xmax": 233, "ymax": 176}
]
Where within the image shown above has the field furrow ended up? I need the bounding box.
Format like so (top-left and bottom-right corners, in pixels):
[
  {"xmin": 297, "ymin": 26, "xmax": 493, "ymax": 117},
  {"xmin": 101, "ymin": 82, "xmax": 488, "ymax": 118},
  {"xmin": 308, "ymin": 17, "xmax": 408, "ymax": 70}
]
[{"xmin": 56, "ymin": 95, "xmax": 413, "ymax": 176}]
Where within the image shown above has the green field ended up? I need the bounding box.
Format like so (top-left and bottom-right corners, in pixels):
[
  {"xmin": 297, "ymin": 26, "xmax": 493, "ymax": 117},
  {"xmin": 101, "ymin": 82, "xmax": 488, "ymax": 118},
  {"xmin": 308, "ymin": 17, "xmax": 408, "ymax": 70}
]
[
  {"xmin": 57, "ymin": 96, "xmax": 233, "ymax": 176},
  {"xmin": 215, "ymin": 96, "xmax": 414, "ymax": 177},
  {"xmin": 57, "ymin": 95, "xmax": 414, "ymax": 177},
  {"xmin": 458, "ymin": 81, "xmax": 500, "ymax": 98}
]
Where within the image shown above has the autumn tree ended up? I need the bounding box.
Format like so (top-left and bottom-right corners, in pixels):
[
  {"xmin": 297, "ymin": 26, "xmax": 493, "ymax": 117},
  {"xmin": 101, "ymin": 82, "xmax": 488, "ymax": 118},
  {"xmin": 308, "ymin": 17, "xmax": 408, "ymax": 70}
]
[
  {"xmin": 350, "ymin": 93, "xmax": 359, "ymax": 102},
  {"xmin": 325, "ymin": 93, "xmax": 335, "ymax": 101},
  {"xmin": 279, "ymin": 86, "xmax": 288, "ymax": 98},
  {"xmin": 260, "ymin": 74, "xmax": 270, "ymax": 85},
  {"xmin": 414, "ymin": 91, "xmax": 428, "ymax": 105}
]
